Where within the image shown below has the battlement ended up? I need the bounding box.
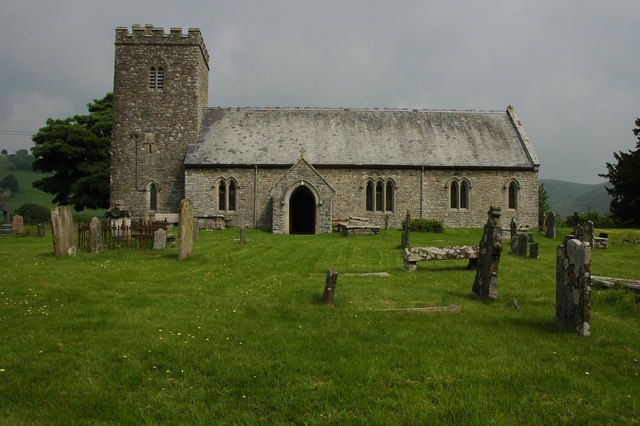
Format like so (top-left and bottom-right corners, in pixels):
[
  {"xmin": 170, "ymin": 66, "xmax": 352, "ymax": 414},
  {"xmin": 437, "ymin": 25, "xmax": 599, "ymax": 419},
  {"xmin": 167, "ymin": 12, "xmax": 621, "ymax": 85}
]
[{"xmin": 115, "ymin": 24, "xmax": 209, "ymax": 65}]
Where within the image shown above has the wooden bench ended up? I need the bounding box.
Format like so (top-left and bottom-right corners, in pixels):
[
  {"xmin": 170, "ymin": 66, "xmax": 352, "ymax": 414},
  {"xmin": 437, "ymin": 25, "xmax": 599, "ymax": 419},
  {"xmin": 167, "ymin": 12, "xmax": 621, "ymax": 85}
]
[{"xmin": 403, "ymin": 245, "xmax": 479, "ymax": 272}]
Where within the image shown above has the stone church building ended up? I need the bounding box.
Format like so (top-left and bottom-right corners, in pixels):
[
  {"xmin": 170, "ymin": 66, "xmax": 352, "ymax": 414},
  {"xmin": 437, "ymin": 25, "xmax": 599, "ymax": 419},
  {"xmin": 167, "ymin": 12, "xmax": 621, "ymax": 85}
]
[{"xmin": 110, "ymin": 25, "xmax": 540, "ymax": 234}]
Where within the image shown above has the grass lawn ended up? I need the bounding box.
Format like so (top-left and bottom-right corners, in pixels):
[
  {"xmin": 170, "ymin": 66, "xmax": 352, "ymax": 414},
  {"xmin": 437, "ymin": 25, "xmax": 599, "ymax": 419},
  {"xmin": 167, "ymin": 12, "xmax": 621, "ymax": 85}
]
[
  {"xmin": 0, "ymin": 155, "xmax": 54, "ymax": 209},
  {"xmin": 1, "ymin": 226, "xmax": 639, "ymax": 423}
]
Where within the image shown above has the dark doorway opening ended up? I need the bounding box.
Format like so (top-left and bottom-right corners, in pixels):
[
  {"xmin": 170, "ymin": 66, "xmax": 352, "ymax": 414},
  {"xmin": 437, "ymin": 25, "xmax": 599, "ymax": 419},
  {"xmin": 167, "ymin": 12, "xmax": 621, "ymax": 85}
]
[{"xmin": 289, "ymin": 186, "xmax": 316, "ymax": 234}]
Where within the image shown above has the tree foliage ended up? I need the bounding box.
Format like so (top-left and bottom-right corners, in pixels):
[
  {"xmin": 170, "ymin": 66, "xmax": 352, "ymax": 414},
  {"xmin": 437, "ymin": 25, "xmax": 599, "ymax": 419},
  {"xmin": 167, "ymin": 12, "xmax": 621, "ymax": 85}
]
[
  {"xmin": 0, "ymin": 174, "xmax": 19, "ymax": 194},
  {"xmin": 599, "ymin": 118, "xmax": 640, "ymax": 225},
  {"xmin": 31, "ymin": 93, "xmax": 112, "ymax": 211},
  {"xmin": 538, "ymin": 184, "xmax": 550, "ymax": 227},
  {"xmin": 7, "ymin": 149, "xmax": 35, "ymax": 171},
  {"xmin": 16, "ymin": 203, "xmax": 50, "ymax": 224}
]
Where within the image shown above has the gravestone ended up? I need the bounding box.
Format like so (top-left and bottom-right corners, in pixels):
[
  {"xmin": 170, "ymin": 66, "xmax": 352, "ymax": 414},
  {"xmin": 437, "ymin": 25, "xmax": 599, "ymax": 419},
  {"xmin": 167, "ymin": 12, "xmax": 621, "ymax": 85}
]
[
  {"xmin": 545, "ymin": 211, "xmax": 556, "ymax": 239},
  {"xmin": 384, "ymin": 214, "xmax": 389, "ymax": 230},
  {"xmin": 178, "ymin": 199, "xmax": 194, "ymax": 260},
  {"xmin": 323, "ymin": 269, "xmax": 338, "ymax": 304},
  {"xmin": 239, "ymin": 226, "xmax": 246, "ymax": 244},
  {"xmin": 515, "ymin": 233, "xmax": 528, "ymax": 256},
  {"xmin": 37, "ymin": 223, "xmax": 45, "ymax": 238},
  {"xmin": 574, "ymin": 220, "xmax": 594, "ymax": 249},
  {"xmin": 529, "ymin": 243, "xmax": 539, "ymax": 259},
  {"xmin": 528, "ymin": 232, "xmax": 535, "ymax": 243},
  {"xmin": 12, "ymin": 215, "xmax": 24, "ymax": 234},
  {"xmin": 153, "ymin": 228, "xmax": 167, "ymax": 250},
  {"xmin": 471, "ymin": 206, "xmax": 502, "ymax": 301},
  {"xmin": 400, "ymin": 211, "xmax": 411, "ymax": 249},
  {"xmin": 556, "ymin": 239, "xmax": 592, "ymax": 336},
  {"xmin": 510, "ymin": 218, "xmax": 517, "ymax": 240},
  {"xmin": 50, "ymin": 206, "xmax": 75, "ymax": 256},
  {"xmin": 89, "ymin": 216, "xmax": 102, "ymax": 254}
]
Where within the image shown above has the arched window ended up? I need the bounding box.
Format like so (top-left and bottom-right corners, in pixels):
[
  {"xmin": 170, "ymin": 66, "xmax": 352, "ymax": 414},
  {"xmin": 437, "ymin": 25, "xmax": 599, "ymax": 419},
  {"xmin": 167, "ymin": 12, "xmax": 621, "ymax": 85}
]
[
  {"xmin": 460, "ymin": 180, "xmax": 469, "ymax": 209},
  {"xmin": 450, "ymin": 180, "xmax": 459, "ymax": 209},
  {"xmin": 228, "ymin": 180, "xmax": 237, "ymax": 211},
  {"xmin": 385, "ymin": 181, "xmax": 394, "ymax": 212},
  {"xmin": 148, "ymin": 67, "xmax": 157, "ymax": 89},
  {"xmin": 149, "ymin": 66, "xmax": 164, "ymax": 90},
  {"xmin": 375, "ymin": 181, "xmax": 384, "ymax": 211},
  {"xmin": 218, "ymin": 181, "xmax": 226, "ymax": 211},
  {"xmin": 365, "ymin": 181, "xmax": 374, "ymax": 211},
  {"xmin": 508, "ymin": 180, "xmax": 518, "ymax": 210},
  {"xmin": 149, "ymin": 182, "xmax": 158, "ymax": 211}
]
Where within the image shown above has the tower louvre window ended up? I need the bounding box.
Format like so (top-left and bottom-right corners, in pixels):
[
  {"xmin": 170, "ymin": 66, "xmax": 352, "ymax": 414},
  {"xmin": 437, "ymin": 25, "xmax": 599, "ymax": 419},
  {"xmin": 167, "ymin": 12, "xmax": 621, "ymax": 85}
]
[{"xmin": 148, "ymin": 66, "xmax": 164, "ymax": 90}]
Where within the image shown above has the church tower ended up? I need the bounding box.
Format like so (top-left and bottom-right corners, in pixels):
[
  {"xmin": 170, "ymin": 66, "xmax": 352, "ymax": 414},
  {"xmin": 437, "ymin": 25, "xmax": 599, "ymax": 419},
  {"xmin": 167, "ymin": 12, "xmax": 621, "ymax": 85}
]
[{"xmin": 110, "ymin": 24, "xmax": 209, "ymax": 216}]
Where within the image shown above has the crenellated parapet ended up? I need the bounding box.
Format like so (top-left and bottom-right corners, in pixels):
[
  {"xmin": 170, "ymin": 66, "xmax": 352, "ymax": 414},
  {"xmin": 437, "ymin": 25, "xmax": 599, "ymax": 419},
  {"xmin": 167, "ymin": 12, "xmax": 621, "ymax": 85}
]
[{"xmin": 115, "ymin": 24, "xmax": 209, "ymax": 66}]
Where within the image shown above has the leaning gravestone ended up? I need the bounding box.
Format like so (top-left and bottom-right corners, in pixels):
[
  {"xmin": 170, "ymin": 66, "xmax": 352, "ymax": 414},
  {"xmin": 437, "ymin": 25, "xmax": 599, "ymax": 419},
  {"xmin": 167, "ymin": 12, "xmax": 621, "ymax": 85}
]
[
  {"xmin": 51, "ymin": 206, "xmax": 75, "ymax": 256},
  {"xmin": 556, "ymin": 239, "xmax": 592, "ymax": 336},
  {"xmin": 153, "ymin": 228, "xmax": 167, "ymax": 250},
  {"xmin": 471, "ymin": 206, "xmax": 502, "ymax": 301},
  {"xmin": 528, "ymin": 232, "xmax": 535, "ymax": 243},
  {"xmin": 323, "ymin": 269, "xmax": 338, "ymax": 304},
  {"xmin": 400, "ymin": 211, "xmax": 411, "ymax": 249},
  {"xmin": 88, "ymin": 216, "xmax": 102, "ymax": 254},
  {"xmin": 545, "ymin": 211, "xmax": 556, "ymax": 239},
  {"xmin": 510, "ymin": 217, "xmax": 517, "ymax": 240},
  {"xmin": 178, "ymin": 199, "xmax": 194, "ymax": 260},
  {"xmin": 12, "ymin": 215, "xmax": 24, "ymax": 234},
  {"xmin": 37, "ymin": 223, "xmax": 45, "ymax": 238},
  {"xmin": 515, "ymin": 233, "xmax": 528, "ymax": 256},
  {"xmin": 574, "ymin": 220, "xmax": 594, "ymax": 249}
]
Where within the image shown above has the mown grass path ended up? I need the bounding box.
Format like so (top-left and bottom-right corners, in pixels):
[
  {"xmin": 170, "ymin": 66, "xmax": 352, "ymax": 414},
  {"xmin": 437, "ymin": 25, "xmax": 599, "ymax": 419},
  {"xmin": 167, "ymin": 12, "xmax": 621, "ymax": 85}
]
[{"xmin": 1, "ymin": 227, "xmax": 639, "ymax": 423}]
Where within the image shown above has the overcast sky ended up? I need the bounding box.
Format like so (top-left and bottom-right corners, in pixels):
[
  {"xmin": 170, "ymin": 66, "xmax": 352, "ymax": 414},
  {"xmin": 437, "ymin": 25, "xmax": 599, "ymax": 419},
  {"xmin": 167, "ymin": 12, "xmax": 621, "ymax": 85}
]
[{"xmin": 1, "ymin": 0, "xmax": 638, "ymax": 183}]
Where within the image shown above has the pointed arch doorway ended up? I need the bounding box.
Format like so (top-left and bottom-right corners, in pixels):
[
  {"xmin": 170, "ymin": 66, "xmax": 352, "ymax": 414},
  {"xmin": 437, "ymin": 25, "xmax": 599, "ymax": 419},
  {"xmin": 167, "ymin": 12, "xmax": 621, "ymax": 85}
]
[{"xmin": 289, "ymin": 185, "xmax": 316, "ymax": 234}]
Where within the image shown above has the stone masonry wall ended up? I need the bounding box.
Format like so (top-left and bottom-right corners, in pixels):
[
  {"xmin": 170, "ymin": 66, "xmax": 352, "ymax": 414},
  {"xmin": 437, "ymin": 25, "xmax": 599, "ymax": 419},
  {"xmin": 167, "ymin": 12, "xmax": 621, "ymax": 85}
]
[
  {"xmin": 185, "ymin": 165, "xmax": 538, "ymax": 231},
  {"xmin": 110, "ymin": 25, "xmax": 209, "ymax": 217}
]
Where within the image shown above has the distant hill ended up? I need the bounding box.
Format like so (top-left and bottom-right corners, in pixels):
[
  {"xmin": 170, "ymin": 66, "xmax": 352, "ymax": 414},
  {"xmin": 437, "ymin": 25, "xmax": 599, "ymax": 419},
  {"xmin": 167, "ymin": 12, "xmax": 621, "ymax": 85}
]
[
  {"xmin": 0, "ymin": 155, "xmax": 54, "ymax": 209},
  {"xmin": 540, "ymin": 179, "xmax": 611, "ymax": 217}
]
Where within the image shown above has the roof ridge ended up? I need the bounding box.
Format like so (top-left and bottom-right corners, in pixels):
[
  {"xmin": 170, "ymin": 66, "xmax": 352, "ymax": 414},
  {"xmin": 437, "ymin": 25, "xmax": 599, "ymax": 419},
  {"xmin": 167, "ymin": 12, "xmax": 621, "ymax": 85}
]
[{"xmin": 204, "ymin": 106, "xmax": 506, "ymax": 114}]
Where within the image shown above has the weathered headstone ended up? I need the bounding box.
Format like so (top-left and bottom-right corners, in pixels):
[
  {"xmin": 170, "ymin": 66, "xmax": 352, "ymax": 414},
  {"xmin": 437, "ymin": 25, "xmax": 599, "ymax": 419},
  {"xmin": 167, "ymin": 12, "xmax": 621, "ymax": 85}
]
[
  {"xmin": 50, "ymin": 206, "xmax": 75, "ymax": 256},
  {"xmin": 400, "ymin": 211, "xmax": 411, "ymax": 249},
  {"xmin": 574, "ymin": 220, "xmax": 594, "ymax": 249},
  {"xmin": 510, "ymin": 218, "xmax": 517, "ymax": 240},
  {"xmin": 323, "ymin": 269, "xmax": 338, "ymax": 304},
  {"xmin": 0, "ymin": 202, "xmax": 13, "ymax": 235},
  {"xmin": 88, "ymin": 217, "xmax": 102, "ymax": 254},
  {"xmin": 528, "ymin": 232, "xmax": 535, "ymax": 243},
  {"xmin": 556, "ymin": 239, "xmax": 592, "ymax": 336},
  {"xmin": 239, "ymin": 226, "xmax": 246, "ymax": 244},
  {"xmin": 471, "ymin": 206, "xmax": 502, "ymax": 301},
  {"xmin": 12, "ymin": 215, "xmax": 24, "ymax": 234},
  {"xmin": 153, "ymin": 228, "xmax": 167, "ymax": 250},
  {"xmin": 545, "ymin": 211, "xmax": 556, "ymax": 239},
  {"xmin": 515, "ymin": 233, "xmax": 528, "ymax": 256},
  {"xmin": 178, "ymin": 199, "xmax": 194, "ymax": 260},
  {"xmin": 37, "ymin": 223, "xmax": 45, "ymax": 238},
  {"xmin": 384, "ymin": 214, "xmax": 389, "ymax": 230},
  {"xmin": 529, "ymin": 243, "xmax": 539, "ymax": 259}
]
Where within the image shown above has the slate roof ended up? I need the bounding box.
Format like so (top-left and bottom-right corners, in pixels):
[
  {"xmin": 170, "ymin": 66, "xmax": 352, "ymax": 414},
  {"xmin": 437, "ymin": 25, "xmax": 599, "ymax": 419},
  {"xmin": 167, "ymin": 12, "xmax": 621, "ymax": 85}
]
[{"xmin": 185, "ymin": 107, "xmax": 539, "ymax": 169}]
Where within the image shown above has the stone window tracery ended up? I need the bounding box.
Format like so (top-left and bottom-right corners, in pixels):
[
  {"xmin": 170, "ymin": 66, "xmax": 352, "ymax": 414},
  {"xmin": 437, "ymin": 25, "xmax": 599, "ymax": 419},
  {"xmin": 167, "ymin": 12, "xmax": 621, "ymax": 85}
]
[
  {"xmin": 450, "ymin": 178, "xmax": 470, "ymax": 210},
  {"xmin": 148, "ymin": 66, "xmax": 164, "ymax": 90},
  {"xmin": 364, "ymin": 177, "xmax": 395, "ymax": 212},
  {"xmin": 148, "ymin": 182, "xmax": 158, "ymax": 212},
  {"xmin": 216, "ymin": 178, "xmax": 238, "ymax": 212}
]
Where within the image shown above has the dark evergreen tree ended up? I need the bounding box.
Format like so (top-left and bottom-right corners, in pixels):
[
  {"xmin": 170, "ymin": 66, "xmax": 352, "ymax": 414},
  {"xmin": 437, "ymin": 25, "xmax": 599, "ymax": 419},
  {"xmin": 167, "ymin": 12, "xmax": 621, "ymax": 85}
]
[
  {"xmin": 538, "ymin": 183, "xmax": 550, "ymax": 227},
  {"xmin": 0, "ymin": 174, "xmax": 19, "ymax": 194},
  {"xmin": 599, "ymin": 118, "xmax": 640, "ymax": 225},
  {"xmin": 31, "ymin": 93, "xmax": 112, "ymax": 210}
]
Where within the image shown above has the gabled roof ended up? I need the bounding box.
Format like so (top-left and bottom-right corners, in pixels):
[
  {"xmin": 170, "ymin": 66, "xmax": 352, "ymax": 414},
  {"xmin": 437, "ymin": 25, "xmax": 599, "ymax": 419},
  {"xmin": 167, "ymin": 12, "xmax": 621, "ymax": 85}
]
[{"xmin": 185, "ymin": 106, "xmax": 539, "ymax": 169}]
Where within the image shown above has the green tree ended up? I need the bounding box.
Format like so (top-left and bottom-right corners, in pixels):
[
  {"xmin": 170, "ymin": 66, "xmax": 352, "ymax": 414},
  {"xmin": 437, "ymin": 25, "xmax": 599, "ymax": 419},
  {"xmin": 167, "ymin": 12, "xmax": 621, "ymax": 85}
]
[
  {"xmin": 7, "ymin": 149, "xmax": 35, "ymax": 171},
  {"xmin": 1, "ymin": 149, "xmax": 7, "ymax": 155},
  {"xmin": 538, "ymin": 183, "xmax": 550, "ymax": 227},
  {"xmin": 31, "ymin": 93, "xmax": 112, "ymax": 210},
  {"xmin": 16, "ymin": 203, "xmax": 50, "ymax": 224},
  {"xmin": 0, "ymin": 174, "xmax": 19, "ymax": 194},
  {"xmin": 599, "ymin": 118, "xmax": 640, "ymax": 225}
]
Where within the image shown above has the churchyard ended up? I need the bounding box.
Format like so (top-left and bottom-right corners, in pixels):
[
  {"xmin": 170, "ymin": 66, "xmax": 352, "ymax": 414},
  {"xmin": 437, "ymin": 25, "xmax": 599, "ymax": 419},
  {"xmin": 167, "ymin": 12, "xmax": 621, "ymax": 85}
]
[{"xmin": 1, "ymin": 225, "xmax": 639, "ymax": 423}]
